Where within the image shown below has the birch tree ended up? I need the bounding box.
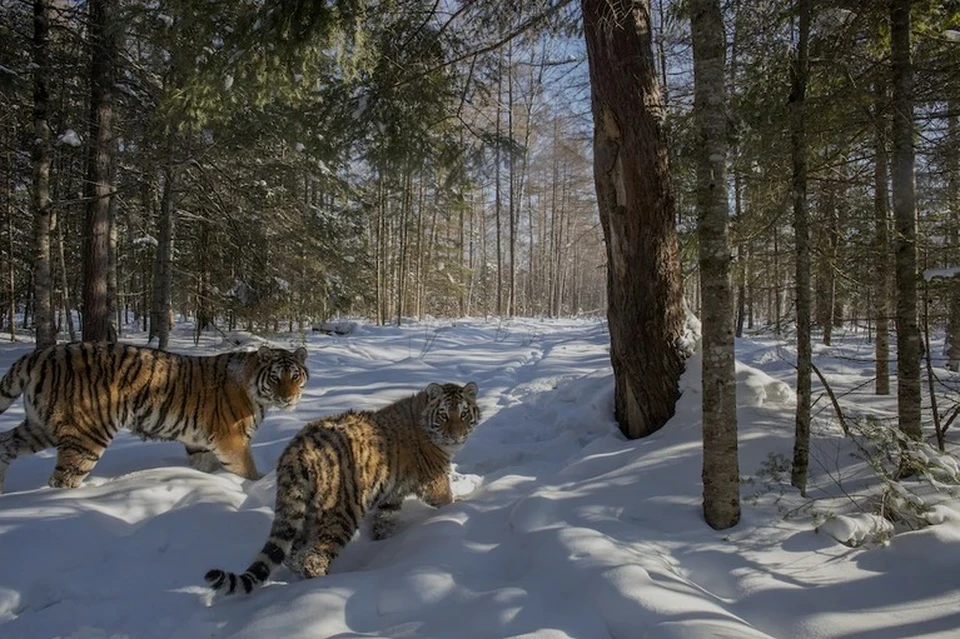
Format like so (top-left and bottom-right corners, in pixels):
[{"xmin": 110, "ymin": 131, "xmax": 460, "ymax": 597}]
[{"xmin": 691, "ymin": 0, "xmax": 740, "ymax": 529}]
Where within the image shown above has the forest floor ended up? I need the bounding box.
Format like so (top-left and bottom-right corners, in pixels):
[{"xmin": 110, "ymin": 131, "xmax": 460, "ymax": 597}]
[{"xmin": 0, "ymin": 317, "xmax": 958, "ymax": 638}]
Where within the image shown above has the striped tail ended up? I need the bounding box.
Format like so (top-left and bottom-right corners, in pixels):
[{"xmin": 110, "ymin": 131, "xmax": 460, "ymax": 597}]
[
  {"xmin": 205, "ymin": 463, "xmax": 309, "ymax": 596},
  {"xmin": 204, "ymin": 533, "xmax": 292, "ymax": 596},
  {"xmin": 0, "ymin": 352, "xmax": 36, "ymax": 415}
]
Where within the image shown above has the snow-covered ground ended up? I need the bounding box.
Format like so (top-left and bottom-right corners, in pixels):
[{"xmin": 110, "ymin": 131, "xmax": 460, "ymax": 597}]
[{"xmin": 0, "ymin": 318, "xmax": 959, "ymax": 638}]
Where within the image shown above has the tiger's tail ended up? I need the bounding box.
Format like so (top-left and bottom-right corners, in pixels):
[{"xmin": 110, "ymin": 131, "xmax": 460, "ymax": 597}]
[
  {"xmin": 0, "ymin": 351, "xmax": 46, "ymax": 493},
  {"xmin": 205, "ymin": 461, "xmax": 310, "ymax": 596},
  {"xmin": 0, "ymin": 351, "xmax": 38, "ymax": 416}
]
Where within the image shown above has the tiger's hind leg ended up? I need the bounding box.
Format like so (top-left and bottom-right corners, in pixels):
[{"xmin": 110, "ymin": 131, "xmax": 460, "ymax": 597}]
[
  {"xmin": 370, "ymin": 496, "xmax": 404, "ymax": 541},
  {"xmin": 184, "ymin": 445, "xmax": 221, "ymax": 473},
  {"xmin": 48, "ymin": 424, "xmax": 113, "ymax": 489},
  {"xmin": 0, "ymin": 420, "xmax": 56, "ymax": 493},
  {"xmin": 292, "ymin": 511, "xmax": 359, "ymax": 578}
]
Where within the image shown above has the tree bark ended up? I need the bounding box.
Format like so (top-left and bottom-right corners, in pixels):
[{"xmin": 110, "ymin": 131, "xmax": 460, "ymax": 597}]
[
  {"xmin": 815, "ymin": 179, "xmax": 837, "ymax": 346},
  {"xmin": 581, "ymin": 0, "xmax": 686, "ymax": 439},
  {"xmin": 874, "ymin": 79, "xmax": 892, "ymax": 392},
  {"xmin": 890, "ymin": 0, "xmax": 922, "ymax": 440},
  {"xmin": 149, "ymin": 151, "xmax": 176, "ymax": 350},
  {"xmin": 81, "ymin": 0, "xmax": 118, "ymax": 343},
  {"xmin": 32, "ymin": 0, "xmax": 56, "ymax": 349},
  {"xmin": 56, "ymin": 217, "xmax": 76, "ymax": 341},
  {"xmin": 945, "ymin": 106, "xmax": 960, "ymax": 372},
  {"xmin": 790, "ymin": 0, "xmax": 812, "ymax": 495},
  {"xmin": 691, "ymin": 0, "xmax": 740, "ymax": 530}
]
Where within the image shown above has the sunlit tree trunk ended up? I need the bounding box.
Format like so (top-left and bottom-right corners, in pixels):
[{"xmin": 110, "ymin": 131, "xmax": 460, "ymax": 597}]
[{"xmin": 691, "ymin": 0, "xmax": 740, "ymax": 530}]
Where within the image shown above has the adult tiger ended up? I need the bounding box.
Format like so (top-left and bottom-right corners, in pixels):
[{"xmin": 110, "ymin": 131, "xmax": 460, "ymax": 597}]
[{"xmin": 0, "ymin": 342, "xmax": 308, "ymax": 492}]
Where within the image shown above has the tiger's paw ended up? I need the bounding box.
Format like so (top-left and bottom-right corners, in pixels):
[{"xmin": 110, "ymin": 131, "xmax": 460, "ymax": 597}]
[{"xmin": 187, "ymin": 450, "xmax": 221, "ymax": 473}]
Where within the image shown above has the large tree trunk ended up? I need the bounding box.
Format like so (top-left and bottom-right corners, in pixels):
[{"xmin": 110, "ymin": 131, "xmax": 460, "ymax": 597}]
[
  {"xmin": 581, "ymin": 0, "xmax": 685, "ymax": 439},
  {"xmin": 874, "ymin": 79, "xmax": 892, "ymax": 392},
  {"xmin": 32, "ymin": 0, "xmax": 56, "ymax": 349},
  {"xmin": 691, "ymin": 0, "xmax": 740, "ymax": 530},
  {"xmin": 790, "ymin": 0, "xmax": 812, "ymax": 495},
  {"xmin": 81, "ymin": 0, "xmax": 118, "ymax": 343},
  {"xmin": 890, "ymin": 0, "xmax": 922, "ymax": 440}
]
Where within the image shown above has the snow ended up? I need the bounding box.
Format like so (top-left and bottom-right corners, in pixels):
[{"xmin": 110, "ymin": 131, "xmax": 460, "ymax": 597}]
[
  {"xmin": 55, "ymin": 130, "xmax": 82, "ymax": 147},
  {"xmin": 1, "ymin": 319, "xmax": 959, "ymax": 638},
  {"xmin": 818, "ymin": 513, "xmax": 894, "ymax": 547},
  {"xmin": 923, "ymin": 267, "xmax": 960, "ymax": 281}
]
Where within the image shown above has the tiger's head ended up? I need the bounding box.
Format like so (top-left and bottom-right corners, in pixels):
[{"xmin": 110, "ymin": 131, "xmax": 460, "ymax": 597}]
[
  {"xmin": 254, "ymin": 346, "xmax": 309, "ymax": 409},
  {"xmin": 421, "ymin": 381, "xmax": 481, "ymax": 450}
]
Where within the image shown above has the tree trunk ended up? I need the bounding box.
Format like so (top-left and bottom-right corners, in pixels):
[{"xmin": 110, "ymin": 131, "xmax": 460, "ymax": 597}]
[
  {"xmin": 81, "ymin": 0, "xmax": 118, "ymax": 343},
  {"xmin": 56, "ymin": 215, "xmax": 76, "ymax": 341},
  {"xmin": 106, "ymin": 151, "xmax": 119, "ymax": 341},
  {"xmin": 396, "ymin": 169, "xmax": 411, "ymax": 325},
  {"xmin": 815, "ymin": 179, "xmax": 837, "ymax": 346},
  {"xmin": 4, "ymin": 152, "xmax": 14, "ymax": 342},
  {"xmin": 150, "ymin": 152, "xmax": 176, "ymax": 350},
  {"xmin": 32, "ymin": 0, "xmax": 56, "ymax": 349},
  {"xmin": 691, "ymin": 0, "xmax": 740, "ymax": 530},
  {"xmin": 581, "ymin": 0, "xmax": 686, "ymax": 439},
  {"xmin": 890, "ymin": 0, "xmax": 922, "ymax": 440},
  {"xmin": 874, "ymin": 78, "xmax": 892, "ymax": 392},
  {"xmin": 790, "ymin": 0, "xmax": 812, "ymax": 495},
  {"xmin": 945, "ymin": 106, "xmax": 960, "ymax": 372},
  {"xmin": 495, "ymin": 52, "xmax": 504, "ymax": 317},
  {"xmin": 507, "ymin": 43, "xmax": 516, "ymax": 317}
]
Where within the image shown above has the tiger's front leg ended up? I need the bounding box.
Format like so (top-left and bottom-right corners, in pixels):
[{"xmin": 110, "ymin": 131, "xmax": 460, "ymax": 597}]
[
  {"xmin": 418, "ymin": 473, "xmax": 454, "ymax": 509},
  {"xmin": 211, "ymin": 434, "xmax": 261, "ymax": 481},
  {"xmin": 184, "ymin": 445, "xmax": 221, "ymax": 473}
]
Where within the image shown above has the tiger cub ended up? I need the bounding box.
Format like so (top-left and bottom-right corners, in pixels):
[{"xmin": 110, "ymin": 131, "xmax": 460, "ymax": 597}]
[
  {"xmin": 0, "ymin": 342, "xmax": 308, "ymax": 492},
  {"xmin": 205, "ymin": 381, "xmax": 481, "ymax": 597}
]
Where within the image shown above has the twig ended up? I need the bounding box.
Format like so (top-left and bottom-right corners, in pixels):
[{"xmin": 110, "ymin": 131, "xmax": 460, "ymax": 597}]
[{"xmin": 810, "ymin": 361, "xmax": 849, "ymax": 436}]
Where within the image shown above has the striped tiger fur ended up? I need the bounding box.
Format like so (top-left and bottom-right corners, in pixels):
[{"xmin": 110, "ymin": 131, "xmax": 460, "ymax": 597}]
[
  {"xmin": 0, "ymin": 342, "xmax": 308, "ymax": 492},
  {"xmin": 205, "ymin": 380, "xmax": 481, "ymax": 597}
]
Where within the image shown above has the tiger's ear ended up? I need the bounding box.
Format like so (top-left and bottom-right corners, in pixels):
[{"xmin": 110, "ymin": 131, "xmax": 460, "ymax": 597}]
[
  {"xmin": 293, "ymin": 346, "xmax": 307, "ymax": 364},
  {"xmin": 426, "ymin": 383, "xmax": 443, "ymax": 399},
  {"xmin": 257, "ymin": 345, "xmax": 274, "ymax": 362},
  {"xmin": 463, "ymin": 381, "xmax": 478, "ymax": 400}
]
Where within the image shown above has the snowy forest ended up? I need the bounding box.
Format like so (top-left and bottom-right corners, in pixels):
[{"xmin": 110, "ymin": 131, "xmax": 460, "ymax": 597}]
[
  {"xmin": 3, "ymin": 0, "xmax": 960, "ymax": 636},
  {"xmin": 1, "ymin": 0, "xmax": 608, "ymax": 344}
]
